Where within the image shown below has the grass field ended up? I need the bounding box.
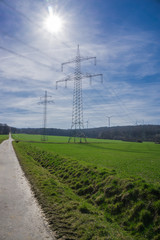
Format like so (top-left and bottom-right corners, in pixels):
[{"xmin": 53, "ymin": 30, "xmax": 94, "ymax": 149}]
[
  {"xmin": 12, "ymin": 134, "xmax": 160, "ymax": 239},
  {"xmin": 13, "ymin": 134, "xmax": 160, "ymax": 184},
  {"xmin": 12, "ymin": 134, "xmax": 110, "ymax": 142},
  {"xmin": 0, "ymin": 134, "xmax": 8, "ymax": 143}
]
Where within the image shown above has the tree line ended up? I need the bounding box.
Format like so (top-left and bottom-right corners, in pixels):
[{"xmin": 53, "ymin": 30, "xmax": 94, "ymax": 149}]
[
  {"xmin": 1, "ymin": 123, "xmax": 160, "ymax": 143},
  {"xmin": 0, "ymin": 123, "xmax": 10, "ymax": 135}
]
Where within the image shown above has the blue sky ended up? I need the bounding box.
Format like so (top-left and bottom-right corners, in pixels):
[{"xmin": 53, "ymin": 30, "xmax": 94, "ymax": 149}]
[{"xmin": 0, "ymin": 0, "xmax": 160, "ymax": 129}]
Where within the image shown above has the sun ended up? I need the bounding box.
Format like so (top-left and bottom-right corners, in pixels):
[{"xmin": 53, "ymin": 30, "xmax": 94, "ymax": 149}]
[{"xmin": 44, "ymin": 13, "xmax": 63, "ymax": 34}]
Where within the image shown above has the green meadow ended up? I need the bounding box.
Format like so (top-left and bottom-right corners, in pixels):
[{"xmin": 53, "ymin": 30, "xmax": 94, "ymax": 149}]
[
  {"xmin": 12, "ymin": 134, "xmax": 160, "ymax": 239},
  {"xmin": 12, "ymin": 134, "xmax": 107, "ymax": 142},
  {"xmin": 13, "ymin": 134, "xmax": 160, "ymax": 184},
  {"xmin": 0, "ymin": 134, "xmax": 9, "ymax": 143}
]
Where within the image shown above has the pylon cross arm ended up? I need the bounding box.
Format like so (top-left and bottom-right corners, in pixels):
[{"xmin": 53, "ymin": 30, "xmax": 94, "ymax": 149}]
[
  {"xmin": 47, "ymin": 100, "xmax": 54, "ymax": 104},
  {"xmin": 61, "ymin": 60, "xmax": 75, "ymax": 71},
  {"xmin": 56, "ymin": 75, "xmax": 75, "ymax": 89},
  {"xmin": 79, "ymin": 56, "xmax": 96, "ymax": 65},
  {"xmin": 38, "ymin": 99, "xmax": 54, "ymax": 104},
  {"xmin": 81, "ymin": 73, "xmax": 103, "ymax": 84}
]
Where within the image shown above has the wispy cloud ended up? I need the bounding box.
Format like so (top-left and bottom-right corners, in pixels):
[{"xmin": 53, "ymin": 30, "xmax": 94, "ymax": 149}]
[{"xmin": 0, "ymin": 0, "xmax": 160, "ymax": 128}]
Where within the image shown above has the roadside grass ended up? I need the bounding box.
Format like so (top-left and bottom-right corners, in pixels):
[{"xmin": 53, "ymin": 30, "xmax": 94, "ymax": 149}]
[
  {"xmin": 13, "ymin": 141, "xmax": 160, "ymax": 240},
  {"xmin": 13, "ymin": 141, "xmax": 135, "ymax": 240},
  {"xmin": 0, "ymin": 134, "xmax": 8, "ymax": 143}
]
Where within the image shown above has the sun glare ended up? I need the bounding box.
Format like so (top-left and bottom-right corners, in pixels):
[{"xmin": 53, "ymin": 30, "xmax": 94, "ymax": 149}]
[{"xmin": 44, "ymin": 14, "xmax": 63, "ymax": 34}]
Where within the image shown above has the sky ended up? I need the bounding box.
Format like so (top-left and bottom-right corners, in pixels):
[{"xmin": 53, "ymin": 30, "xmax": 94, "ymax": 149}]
[{"xmin": 0, "ymin": 0, "xmax": 160, "ymax": 129}]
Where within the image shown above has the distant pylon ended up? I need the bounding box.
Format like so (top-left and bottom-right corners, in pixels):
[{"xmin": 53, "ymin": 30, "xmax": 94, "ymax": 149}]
[
  {"xmin": 56, "ymin": 45, "xmax": 103, "ymax": 143},
  {"xmin": 38, "ymin": 90, "xmax": 54, "ymax": 141},
  {"xmin": 86, "ymin": 120, "xmax": 89, "ymax": 129},
  {"xmin": 106, "ymin": 116, "xmax": 113, "ymax": 128}
]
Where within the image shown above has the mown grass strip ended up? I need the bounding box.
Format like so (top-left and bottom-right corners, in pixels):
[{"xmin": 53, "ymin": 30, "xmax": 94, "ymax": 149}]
[{"xmin": 13, "ymin": 141, "xmax": 136, "ymax": 240}]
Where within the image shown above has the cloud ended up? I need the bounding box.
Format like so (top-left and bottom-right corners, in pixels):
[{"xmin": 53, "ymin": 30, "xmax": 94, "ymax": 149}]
[{"xmin": 0, "ymin": 0, "xmax": 160, "ymax": 128}]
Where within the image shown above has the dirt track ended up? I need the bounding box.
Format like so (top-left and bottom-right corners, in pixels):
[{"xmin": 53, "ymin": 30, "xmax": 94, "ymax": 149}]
[{"xmin": 0, "ymin": 135, "xmax": 56, "ymax": 240}]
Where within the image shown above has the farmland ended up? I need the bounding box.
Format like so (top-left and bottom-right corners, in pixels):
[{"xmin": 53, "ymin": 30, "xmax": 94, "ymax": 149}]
[
  {"xmin": 12, "ymin": 134, "xmax": 160, "ymax": 239},
  {"xmin": 0, "ymin": 134, "xmax": 9, "ymax": 144},
  {"xmin": 13, "ymin": 134, "xmax": 160, "ymax": 184}
]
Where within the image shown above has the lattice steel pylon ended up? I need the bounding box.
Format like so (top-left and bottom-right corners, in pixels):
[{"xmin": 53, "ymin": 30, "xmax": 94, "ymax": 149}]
[
  {"xmin": 56, "ymin": 45, "xmax": 103, "ymax": 143},
  {"xmin": 38, "ymin": 90, "xmax": 54, "ymax": 141}
]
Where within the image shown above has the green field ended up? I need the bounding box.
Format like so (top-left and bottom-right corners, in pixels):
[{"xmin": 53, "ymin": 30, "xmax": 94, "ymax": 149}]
[
  {"xmin": 12, "ymin": 134, "xmax": 109, "ymax": 142},
  {"xmin": 12, "ymin": 134, "xmax": 160, "ymax": 239},
  {"xmin": 0, "ymin": 134, "xmax": 8, "ymax": 143},
  {"xmin": 13, "ymin": 134, "xmax": 160, "ymax": 184}
]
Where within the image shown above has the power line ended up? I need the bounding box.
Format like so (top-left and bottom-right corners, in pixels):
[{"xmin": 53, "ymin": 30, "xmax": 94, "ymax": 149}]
[
  {"xmin": 0, "ymin": 46, "xmax": 53, "ymax": 70},
  {"xmin": 0, "ymin": 0, "xmax": 35, "ymax": 25},
  {"xmin": 108, "ymin": 86, "xmax": 136, "ymax": 125},
  {"xmin": 84, "ymin": 82, "xmax": 137, "ymax": 126},
  {"xmin": 1, "ymin": 31, "xmax": 55, "ymax": 62}
]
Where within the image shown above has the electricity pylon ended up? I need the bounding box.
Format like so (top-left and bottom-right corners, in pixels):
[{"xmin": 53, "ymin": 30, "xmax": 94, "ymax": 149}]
[
  {"xmin": 86, "ymin": 120, "xmax": 89, "ymax": 129},
  {"xmin": 38, "ymin": 90, "xmax": 54, "ymax": 141},
  {"xmin": 106, "ymin": 116, "xmax": 113, "ymax": 128},
  {"xmin": 56, "ymin": 45, "xmax": 103, "ymax": 143}
]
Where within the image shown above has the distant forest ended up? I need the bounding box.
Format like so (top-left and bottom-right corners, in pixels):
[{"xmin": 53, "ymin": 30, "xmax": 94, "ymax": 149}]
[
  {"xmin": 0, "ymin": 123, "xmax": 160, "ymax": 143},
  {"xmin": 0, "ymin": 123, "xmax": 10, "ymax": 135}
]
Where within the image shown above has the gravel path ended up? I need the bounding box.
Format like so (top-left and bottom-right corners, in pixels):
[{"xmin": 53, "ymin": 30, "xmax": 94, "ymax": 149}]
[{"xmin": 0, "ymin": 135, "xmax": 56, "ymax": 240}]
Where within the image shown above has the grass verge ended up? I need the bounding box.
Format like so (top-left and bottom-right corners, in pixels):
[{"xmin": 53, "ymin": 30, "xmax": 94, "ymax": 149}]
[
  {"xmin": 0, "ymin": 134, "xmax": 8, "ymax": 143},
  {"xmin": 13, "ymin": 141, "xmax": 160, "ymax": 240}
]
